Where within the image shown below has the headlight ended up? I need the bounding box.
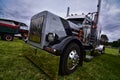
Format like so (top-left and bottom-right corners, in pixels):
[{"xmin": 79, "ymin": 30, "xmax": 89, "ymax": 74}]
[{"xmin": 46, "ymin": 33, "xmax": 58, "ymax": 42}]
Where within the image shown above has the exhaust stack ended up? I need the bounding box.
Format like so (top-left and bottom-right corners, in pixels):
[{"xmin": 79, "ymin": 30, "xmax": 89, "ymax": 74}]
[{"xmin": 66, "ymin": 7, "xmax": 70, "ymax": 17}]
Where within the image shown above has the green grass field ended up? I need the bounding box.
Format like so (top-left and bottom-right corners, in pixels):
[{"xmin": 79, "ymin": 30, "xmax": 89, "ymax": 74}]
[{"xmin": 0, "ymin": 39, "xmax": 120, "ymax": 80}]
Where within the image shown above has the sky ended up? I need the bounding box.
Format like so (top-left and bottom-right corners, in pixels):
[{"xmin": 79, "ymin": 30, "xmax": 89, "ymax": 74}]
[{"xmin": 0, "ymin": 0, "xmax": 120, "ymax": 42}]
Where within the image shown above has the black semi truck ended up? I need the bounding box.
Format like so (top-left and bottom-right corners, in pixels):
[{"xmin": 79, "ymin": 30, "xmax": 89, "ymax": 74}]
[{"xmin": 27, "ymin": 0, "xmax": 104, "ymax": 75}]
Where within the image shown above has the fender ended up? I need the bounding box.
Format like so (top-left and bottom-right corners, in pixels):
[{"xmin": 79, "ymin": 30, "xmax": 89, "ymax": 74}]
[{"xmin": 50, "ymin": 36, "xmax": 83, "ymax": 56}]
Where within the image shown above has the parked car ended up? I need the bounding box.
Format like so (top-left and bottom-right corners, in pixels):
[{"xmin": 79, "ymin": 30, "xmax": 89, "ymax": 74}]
[{"xmin": 0, "ymin": 18, "xmax": 28, "ymax": 41}]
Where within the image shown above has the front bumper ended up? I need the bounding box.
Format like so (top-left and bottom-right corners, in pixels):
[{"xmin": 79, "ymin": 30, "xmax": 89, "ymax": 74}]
[{"xmin": 44, "ymin": 46, "xmax": 61, "ymax": 56}]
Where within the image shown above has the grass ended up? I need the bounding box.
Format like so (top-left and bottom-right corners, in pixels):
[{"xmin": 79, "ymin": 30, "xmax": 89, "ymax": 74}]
[{"xmin": 0, "ymin": 39, "xmax": 120, "ymax": 80}]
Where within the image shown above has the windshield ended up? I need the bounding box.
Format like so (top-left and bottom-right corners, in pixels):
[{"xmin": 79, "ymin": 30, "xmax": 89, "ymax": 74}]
[{"xmin": 67, "ymin": 18, "xmax": 84, "ymax": 26}]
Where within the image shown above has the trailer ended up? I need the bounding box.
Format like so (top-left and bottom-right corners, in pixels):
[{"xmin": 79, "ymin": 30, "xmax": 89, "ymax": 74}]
[
  {"xmin": 27, "ymin": 0, "xmax": 104, "ymax": 75},
  {"xmin": 0, "ymin": 18, "xmax": 28, "ymax": 41}
]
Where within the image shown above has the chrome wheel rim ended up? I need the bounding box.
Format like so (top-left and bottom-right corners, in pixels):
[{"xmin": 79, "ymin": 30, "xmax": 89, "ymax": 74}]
[{"xmin": 67, "ymin": 50, "xmax": 79, "ymax": 70}]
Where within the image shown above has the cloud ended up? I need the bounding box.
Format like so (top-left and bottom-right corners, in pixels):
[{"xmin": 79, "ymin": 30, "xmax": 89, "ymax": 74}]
[
  {"xmin": 0, "ymin": 0, "xmax": 120, "ymax": 41},
  {"xmin": 68, "ymin": 0, "xmax": 97, "ymax": 14},
  {"xmin": 100, "ymin": 0, "xmax": 120, "ymax": 41},
  {"xmin": 0, "ymin": 0, "xmax": 98, "ymax": 25},
  {"xmin": 0, "ymin": 0, "xmax": 32, "ymax": 25}
]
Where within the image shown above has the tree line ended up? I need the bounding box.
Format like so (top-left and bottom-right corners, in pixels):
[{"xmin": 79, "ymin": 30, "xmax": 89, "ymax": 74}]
[
  {"xmin": 100, "ymin": 34, "xmax": 120, "ymax": 48},
  {"xmin": 106, "ymin": 39, "xmax": 120, "ymax": 48}
]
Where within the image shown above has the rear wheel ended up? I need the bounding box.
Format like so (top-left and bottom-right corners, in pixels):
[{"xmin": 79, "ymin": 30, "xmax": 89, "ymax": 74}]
[
  {"xmin": 1, "ymin": 35, "xmax": 4, "ymax": 40},
  {"xmin": 59, "ymin": 43, "xmax": 83, "ymax": 75},
  {"xmin": 4, "ymin": 34, "xmax": 14, "ymax": 41}
]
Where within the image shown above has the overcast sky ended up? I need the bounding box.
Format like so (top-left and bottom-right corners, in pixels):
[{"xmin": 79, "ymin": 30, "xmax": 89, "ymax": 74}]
[{"xmin": 0, "ymin": 0, "xmax": 120, "ymax": 42}]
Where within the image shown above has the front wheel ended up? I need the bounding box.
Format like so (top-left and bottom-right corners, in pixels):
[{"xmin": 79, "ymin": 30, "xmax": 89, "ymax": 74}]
[{"xmin": 59, "ymin": 43, "xmax": 83, "ymax": 75}]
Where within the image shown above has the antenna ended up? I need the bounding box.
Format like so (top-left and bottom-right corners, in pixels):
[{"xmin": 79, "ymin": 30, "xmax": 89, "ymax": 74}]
[{"xmin": 66, "ymin": 7, "xmax": 70, "ymax": 17}]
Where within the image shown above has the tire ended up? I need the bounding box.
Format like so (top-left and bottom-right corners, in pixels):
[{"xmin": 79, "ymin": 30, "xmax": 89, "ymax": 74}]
[
  {"xmin": 59, "ymin": 43, "xmax": 83, "ymax": 75},
  {"xmin": 90, "ymin": 50, "xmax": 94, "ymax": 56},
  {"xmin": 4, "ymin": 34, "xmax": 14, "ymax": 41},
  {"xmin": 1, "ymin": 35, "xmax": 4, "ymax": 40}
]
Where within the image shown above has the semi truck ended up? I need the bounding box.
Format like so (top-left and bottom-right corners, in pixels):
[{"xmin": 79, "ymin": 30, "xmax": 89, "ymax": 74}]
[
  {"xmin": 27, "ymin": 0, "xmax": 104, "ymax": 75},
  {"xmin": 0, "ymin": 18, "xmax": 28, "ymax": 41}
]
